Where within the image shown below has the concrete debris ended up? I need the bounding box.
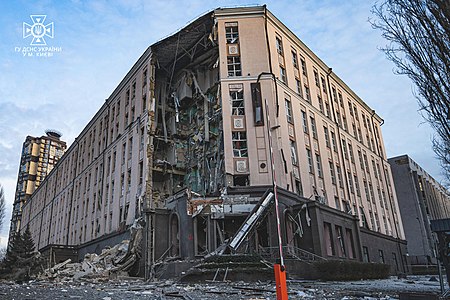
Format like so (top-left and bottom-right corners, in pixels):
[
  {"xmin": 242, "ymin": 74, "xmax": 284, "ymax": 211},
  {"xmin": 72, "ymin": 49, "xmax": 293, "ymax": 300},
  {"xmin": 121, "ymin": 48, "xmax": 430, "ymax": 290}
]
[
  {"xmin": 0, "ymin": 276, "xmax": 443, "ymax": 299},
  {"xmin": 39, "ymin": 218, "xmax": 144, "ymax": 282}
]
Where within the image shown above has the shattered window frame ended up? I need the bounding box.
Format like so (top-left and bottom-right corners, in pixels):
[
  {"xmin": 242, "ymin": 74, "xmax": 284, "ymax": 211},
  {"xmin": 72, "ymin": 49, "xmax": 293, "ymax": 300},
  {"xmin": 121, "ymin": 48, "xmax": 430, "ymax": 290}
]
[
  {"xmin": 230, "ymin": 90, "xmax": 245, "ymax": 115},
  {"xmin": 225, "ymin": 22, "xmax": 239, "ymax": 44},
  {"xmin": 227, "ymin": 56, "xmax": 242, "ymax": 77},
  {"xmin": 232, "ymin": 131, "xmax": 248, "ymax": 157}
]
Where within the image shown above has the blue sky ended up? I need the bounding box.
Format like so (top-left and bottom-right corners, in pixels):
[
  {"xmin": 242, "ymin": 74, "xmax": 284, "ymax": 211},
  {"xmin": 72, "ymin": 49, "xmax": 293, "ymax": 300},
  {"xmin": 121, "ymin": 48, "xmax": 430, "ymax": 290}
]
[{"xmin": 0, "ymin": 0, "xmax": 441, "ymax": 247}]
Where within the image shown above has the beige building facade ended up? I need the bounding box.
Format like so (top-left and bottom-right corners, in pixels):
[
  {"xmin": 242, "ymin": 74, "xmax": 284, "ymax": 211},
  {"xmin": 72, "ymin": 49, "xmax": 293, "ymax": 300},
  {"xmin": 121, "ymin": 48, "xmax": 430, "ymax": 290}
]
[
  {"xmin": 18, "ymin": 6, "xmax": 406, "ymax": 273},
  {"xmin": 9, "ymin": 131, "xmax": 66, "ymax": 240}
]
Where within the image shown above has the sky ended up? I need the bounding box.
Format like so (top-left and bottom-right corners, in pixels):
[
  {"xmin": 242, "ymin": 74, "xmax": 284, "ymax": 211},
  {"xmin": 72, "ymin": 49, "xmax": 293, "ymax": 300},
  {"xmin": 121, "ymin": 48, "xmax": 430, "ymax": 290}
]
[{"xmin": 0, "ymin": 0, "xmax": 443, "ymax": 248}]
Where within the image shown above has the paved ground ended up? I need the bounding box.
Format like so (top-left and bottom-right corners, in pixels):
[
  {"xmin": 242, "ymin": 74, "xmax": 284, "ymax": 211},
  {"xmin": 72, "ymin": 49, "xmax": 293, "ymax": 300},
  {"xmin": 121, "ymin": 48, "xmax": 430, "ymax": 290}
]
[{"xmin": 0, "ymin": 275, "xmax": 444, "ymax": 299}]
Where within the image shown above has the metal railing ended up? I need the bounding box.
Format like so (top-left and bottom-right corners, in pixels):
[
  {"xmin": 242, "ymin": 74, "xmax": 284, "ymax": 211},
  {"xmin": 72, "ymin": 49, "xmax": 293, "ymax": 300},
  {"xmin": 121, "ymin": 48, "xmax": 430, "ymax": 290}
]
[{"xmin": 258, "ymin": 245, "xmax": 327, "ymax": 262}]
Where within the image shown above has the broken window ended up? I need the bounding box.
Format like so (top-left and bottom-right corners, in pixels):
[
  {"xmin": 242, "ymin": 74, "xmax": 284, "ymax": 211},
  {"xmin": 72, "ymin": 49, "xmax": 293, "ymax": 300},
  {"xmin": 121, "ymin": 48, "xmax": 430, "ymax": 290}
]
[
  {"xmin": 232, "ymin": 131, "xmax": 248, "ymax": 157},
  {"xmin": 233, "ymin": 175, "xmax": 249, "ymax": 186},
  {"xmin": 251, "ymin": 83, "xmax": 264, "ymax": 126},
  {"xmin": 227, "ymin": 56, "xmax": 242, "ymax": 77},
  {"xmin": 290, "ymin": 140, "xmax": 298, "ymax": 165},
  {"xmin": 225, "ymin": 23, "xmax": 239, "ymax": 43},
  {"xmin": 335, "ymin": 225, "xmax": 346, "ymax": 257},
  {"xmin": 230, "ymin": 89, "xmax": 244, "ymax": 115},
  {"xmin": 324, "ymin": 222, "xmax": 335, "ymax": 256},
  {"xmin": 285, "ymin": 99, "xmax": 293, "ymax": 123},
  {"xmin": 301, "ymin": 111, "xmax": 308, "ymax": 133}
]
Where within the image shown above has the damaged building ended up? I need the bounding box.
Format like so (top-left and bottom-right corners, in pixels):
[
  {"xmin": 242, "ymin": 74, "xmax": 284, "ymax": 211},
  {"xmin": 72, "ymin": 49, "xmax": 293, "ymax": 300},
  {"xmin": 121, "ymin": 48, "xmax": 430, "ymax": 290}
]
[{"xmin": 17, "ymin": 5, "xmax": 408, "ymax": 278}]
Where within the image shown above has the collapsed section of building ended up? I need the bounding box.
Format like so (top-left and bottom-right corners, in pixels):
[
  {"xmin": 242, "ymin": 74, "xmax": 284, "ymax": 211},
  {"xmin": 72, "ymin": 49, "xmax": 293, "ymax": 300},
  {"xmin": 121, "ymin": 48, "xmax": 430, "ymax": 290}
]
[{"xmin": 16, "ymin": 5, "xmax": 408, "ymax": 279}]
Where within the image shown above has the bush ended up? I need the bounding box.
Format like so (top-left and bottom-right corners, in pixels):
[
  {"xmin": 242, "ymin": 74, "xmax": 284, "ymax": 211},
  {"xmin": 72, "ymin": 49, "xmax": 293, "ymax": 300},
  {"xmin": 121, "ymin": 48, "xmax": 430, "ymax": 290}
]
[{"xmin": 313, "ymin": 260, "xmax": 390, "ymax": 281}]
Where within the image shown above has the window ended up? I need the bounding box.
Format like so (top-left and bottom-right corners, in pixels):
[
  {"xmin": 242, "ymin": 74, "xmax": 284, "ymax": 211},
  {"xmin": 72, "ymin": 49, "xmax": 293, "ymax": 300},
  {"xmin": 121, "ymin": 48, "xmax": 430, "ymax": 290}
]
[
  {"xmin": 378, "ymin": 250, "xmax": 385, "ymax": 263},
  {"xmin": 230, "ymin": 90, "xmax": 244, "ymax": 115},
  {"xmin": 306, "ymin": 148, "xmax": 314, "ymax": 173},
  {"xmin": 300, "ymin": 57, "xmax": 307, "ymax": 76},
  {"xmin": 128, "ymin": 137, "xmax": 133, "ymax": 160},
  {"xmin": 251, "ymin": 83, "xmax": 264, "ymax": 126},
  {"xmin": 310, "ymin": 116, "xmax": 317, "ymax": 139},
  {"xmin": 122, "ymin": 143, "xmax": 126, "ymax": 165},
  {"xmin": 290, "ymin": 141, "xmax": 298, "ymax": 165},
  {"xmin": 321, "ymin": 76, "xmax": 327, "ymax": 93},
  {"xmin": 304, "ymin": 85, "xmax": 311, "ymax": 101},
  {"xmin": 342, "ymin": 139, "xmax": 348, "ymax": 159},
  {"xmin": 316, "ymin": 154, "xmax": 323, "ymax": 178},
  {"xmin": 301, "ymin": 111, "xmax": 309, "ymax": 133},
  {"xmin": 314, "ymin": 70, "xmax": 320, "ymax": 87},
  {"xmin": 335, "ymin": 197, "xmax": 341, "ymax": 210},
  {"xmin": 325, "ymin": 101, "xmax": 331, "ymax": 118},
  {"xmin": 232, "ymin": 132, "xmax": 248, "ymax": 157},
  {"xmin": 292, "ymin": 50, "xmax": 298, "ymax": 68},
  {"xmin": 329, "ymin": 162, "xmax": 336, "ymax": 185},
  {"xmin": 332, "ymin": 87, "xmax": 337, "ymax": 102},
  {"xmin": 348, "ymin": 172, "xmax": 354, "ymax": 193},
  {"xmin": 225, "ymin": 23, "xmax": 239, "ymax": 43},
  {"xmin": 279, "ymin": 66, "xmax": 287, "ymax": 83},
  {"xmin": 331, "ymin": 131, "xmax": 337, "ymax": 152},
  {"xmin": 363, "ymin": 246, "xmax": 370, "ymax": 262},
  {"xmin": 227, "ymin": 56, "xmax": 242, "ymax": 76},
  {"xmin": 323, "ymin": 126, "xmax": 330, "ymax": 147},
  {"xmin": 318, "ymin": 95, "xmax": 324, "ymax": 113},
  {"xmin": 285, "ymin": 99, "xmax": 293, "ymax": 123},
  {"xmin": 354, "ymin": 175, "xmax": 361, "ymax": 196},
  {"xmin": 342, "ymin": 115, "xmax": 348, "ymax": 131},
  {"xmin": 296, "ymin": 78, "xmax": 302, "ymax": 96},
  {"xmin": 276, "ymin": 36, "xmax": 283, "ymax": 55},
  {"xmin": 348, "ymin": 101, "xmax": 353, "ymax": 116},
  {"xmin": 348, "ymin": 143, "xmax": 354, "ymax": 163},
  {"xmin": 336, "ymin": 165, "xmax": 343, "ymax": 187},
  {"xmin": 338, "ymin": 92, "xmax": 344, "ymax": 108}
]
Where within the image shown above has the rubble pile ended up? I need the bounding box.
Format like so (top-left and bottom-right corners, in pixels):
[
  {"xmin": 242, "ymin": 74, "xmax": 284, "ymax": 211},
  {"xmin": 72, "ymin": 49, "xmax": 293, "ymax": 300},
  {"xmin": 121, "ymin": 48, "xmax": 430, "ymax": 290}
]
[
  {"xmin": 39, "ymin": 240, "xmax": 132, "ymax": 281},
  {"xmin": 39, "ymin": 217, "xmax": 145, "ymax": 282}
]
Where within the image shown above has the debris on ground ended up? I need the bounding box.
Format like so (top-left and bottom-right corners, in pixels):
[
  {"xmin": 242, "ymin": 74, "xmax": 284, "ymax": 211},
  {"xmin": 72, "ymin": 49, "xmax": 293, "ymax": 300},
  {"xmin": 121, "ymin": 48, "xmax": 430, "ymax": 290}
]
[{"xmin": 39, "ymin": 217, "xmax": 145, "ymax": 282}]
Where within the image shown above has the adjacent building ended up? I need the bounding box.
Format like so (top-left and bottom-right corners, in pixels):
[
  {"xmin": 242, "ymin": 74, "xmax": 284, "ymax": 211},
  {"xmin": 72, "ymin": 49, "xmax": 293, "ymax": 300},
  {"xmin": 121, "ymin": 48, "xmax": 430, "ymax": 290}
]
[
  {"xmin": 16, "ymin": 6, "xmax": 408, "ymax": 276},
  {"xmin": 389, "ymin": 154, "xmax": 450, "ymax": 265},
  {"xmin": 9, "ymin": 130, "xmax": 66, "ymax": 240}
]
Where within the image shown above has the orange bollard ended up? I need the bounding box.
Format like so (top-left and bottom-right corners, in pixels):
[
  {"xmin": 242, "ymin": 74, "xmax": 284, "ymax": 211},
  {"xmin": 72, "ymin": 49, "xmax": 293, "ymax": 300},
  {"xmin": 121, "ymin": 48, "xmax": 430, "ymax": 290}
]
[{"xmin": 274, "ymin": 264, "xmax": 288, "ymax": 300}]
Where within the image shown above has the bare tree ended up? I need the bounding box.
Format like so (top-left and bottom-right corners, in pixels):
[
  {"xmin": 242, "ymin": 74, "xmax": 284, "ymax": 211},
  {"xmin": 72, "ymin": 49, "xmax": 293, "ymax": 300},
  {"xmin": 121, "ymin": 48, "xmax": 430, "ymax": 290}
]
[
  {"xmin": 0, "ymin": 184, "xmax": 5, "ymax": 232},
  {"xmin": 371, "ymin": 0, "xmax": 450, "ymax": 182}
]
